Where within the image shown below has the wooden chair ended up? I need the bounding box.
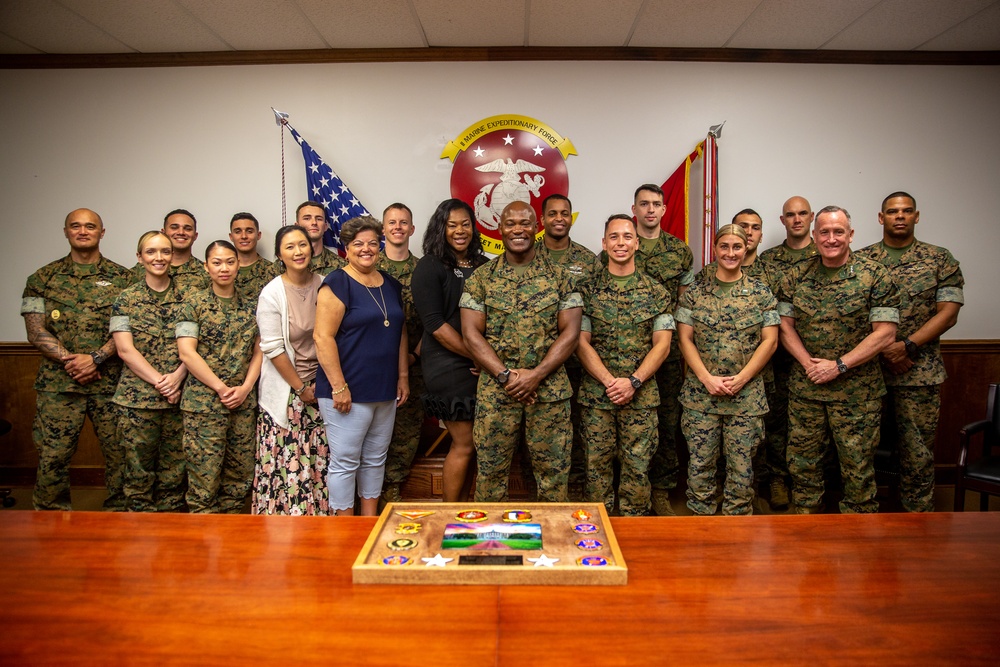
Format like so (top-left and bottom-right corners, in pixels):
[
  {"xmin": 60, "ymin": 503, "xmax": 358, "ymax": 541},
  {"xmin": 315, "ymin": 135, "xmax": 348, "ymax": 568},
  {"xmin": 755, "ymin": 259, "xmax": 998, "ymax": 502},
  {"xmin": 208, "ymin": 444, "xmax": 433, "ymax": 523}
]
[{"xmin": 954, "ymin": 383, "xmax": 1000, "ymax": 511}]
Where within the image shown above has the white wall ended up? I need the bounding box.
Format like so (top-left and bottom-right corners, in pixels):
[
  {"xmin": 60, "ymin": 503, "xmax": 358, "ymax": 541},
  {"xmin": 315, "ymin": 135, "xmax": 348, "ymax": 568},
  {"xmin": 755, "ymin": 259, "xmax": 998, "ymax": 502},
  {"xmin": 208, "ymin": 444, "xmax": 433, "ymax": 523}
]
[{"xmin": 1, "ymin": 60, "xmax": 997, "ymax": 341}]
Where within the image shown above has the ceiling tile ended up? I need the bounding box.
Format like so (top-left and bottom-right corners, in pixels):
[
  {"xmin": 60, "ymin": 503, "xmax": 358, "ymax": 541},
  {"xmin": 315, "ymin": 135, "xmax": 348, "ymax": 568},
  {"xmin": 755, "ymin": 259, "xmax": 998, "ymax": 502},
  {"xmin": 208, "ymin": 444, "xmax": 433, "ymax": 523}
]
[
  {"xmin": 58, "ymin": 0, "xmax": 231, "ymax": 52},
  {"xmin": 727, "ymin": 0, "xmax": 879, "ymax": 50},
  {"xmin": 177, "ymin": 0, "xmax": 328, "ymax": 50},
  {"xmin": 822, "ymin": 0, "xmax": 996, "ymax": 50},
  {"xmin": 415, "ymin": 0, "xmax": 525, "ymax": 47},
  {"xmin": 527, "ymin": 0, "xmax": 643, "ymax": 47},
  {"xmin": 0, "ymin": 31, "xmax": 44, "ymax": 54},
  {"xmin": 918, "ymin": 1, "xmax": 1000, "ymax": 50},
  {"xmin": 629, "ymin": 0, "xmax": 760, "ymax": 48},
  {"xmin": 297, "ymin": 0, "xmax": 427, "ymax": 48},
  {"xmin": 0, "ymin": 0, "xmax": 134, "ymax": 53}
]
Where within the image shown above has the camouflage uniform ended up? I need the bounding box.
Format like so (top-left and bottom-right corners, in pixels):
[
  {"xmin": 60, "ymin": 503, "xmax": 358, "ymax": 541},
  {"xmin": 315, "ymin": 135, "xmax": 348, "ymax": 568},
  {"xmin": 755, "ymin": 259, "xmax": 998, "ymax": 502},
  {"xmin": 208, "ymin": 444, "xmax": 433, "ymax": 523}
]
[
  {"xmin": 109, "ymin": 280, "xmax": 188, "ymax": 512},
  {"xmin": 537, "ymin": 240, "xmax": 599, "ymax": 494},
  {"xmin": 695, "ymin": 258, "xmax": 786, "ymax": 490},
  {"xmin": 236, "ymin": 257, "xmax": 277, "ymax": 307},
  {"xmin": 377, "ymin": 253, "xmax": 426, "ymax": 497},
  {"xmin": 858, "ymin": 240, "xmax": 964, "ymax": 512},
  {"xmin": 778, "ymin": 253, "xmax": 900, "ymax": 513},
  {"xmin": 460, "ymin": 252, "xmax": 582, "ymax": 502},
  {"xmin": 132, "ymin": 256, "xmax": 209, "ymax": 297},
  {"xmin": 21, "ymin": 254, "xmax": 130, "ymax": 510},
  {"xmin": 176, "ymin": 289, "xmax": 259, "ymax": 514},
  {"xmin": 759, "ymin": 241, "xmax": 820, "ymax": 486},
  {"xmin": 304, "ymin": 247, "xmax": 347, "ymax": 277},
  {"xmin": 608, "ymin": 233, "xmax": 693, "ymax": 494},
  {"xmin": 676, "ymin": 274, "xmax": 780, "ymax": 515},
  {"xmin": 579, "ymin": 269, "xmax": 672, "ymax": 516}
]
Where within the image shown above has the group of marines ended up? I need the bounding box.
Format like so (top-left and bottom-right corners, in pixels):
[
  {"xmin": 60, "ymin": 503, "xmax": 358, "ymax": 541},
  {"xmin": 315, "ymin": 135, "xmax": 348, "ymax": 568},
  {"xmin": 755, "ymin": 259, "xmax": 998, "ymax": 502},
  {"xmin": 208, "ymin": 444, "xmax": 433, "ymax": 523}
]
[{"xmin": 22, "ymin": 185, "xmax": 962, "ymax": 515}]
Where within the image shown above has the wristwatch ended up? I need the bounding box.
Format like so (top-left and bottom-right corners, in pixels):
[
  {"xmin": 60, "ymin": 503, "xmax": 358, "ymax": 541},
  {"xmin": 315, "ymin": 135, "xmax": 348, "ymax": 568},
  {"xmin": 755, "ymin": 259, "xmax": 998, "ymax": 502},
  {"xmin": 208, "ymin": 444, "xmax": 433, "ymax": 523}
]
[
  {"xmin": 628, "ymin": 375, "xmax": 643, "ymax": 390},
  {"xmin": 90, "ymin": 350, "xmax": 107, "ymax": 366},
  {"xmin": 496, "ymin": 369, "xmax": 511, "ymax": 386},
  {"xmin": 903, "ymin": 338, "xmax": 919, "ymax": 360},
  {"xmin": 836, "ymin": 358, "xmax": 849, "ymax": 374},
  {"xmin": 293, "ymin": 383, "xmax": 307, "ymax": 397}
]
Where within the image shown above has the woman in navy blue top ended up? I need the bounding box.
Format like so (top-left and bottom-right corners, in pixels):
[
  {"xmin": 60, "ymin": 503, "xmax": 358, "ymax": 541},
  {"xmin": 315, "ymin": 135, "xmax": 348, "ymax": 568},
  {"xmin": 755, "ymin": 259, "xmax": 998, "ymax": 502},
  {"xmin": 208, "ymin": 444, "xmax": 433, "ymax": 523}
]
[{"xmin": 315, "ymin": 216, "xmax": 409, "ymax": 516}]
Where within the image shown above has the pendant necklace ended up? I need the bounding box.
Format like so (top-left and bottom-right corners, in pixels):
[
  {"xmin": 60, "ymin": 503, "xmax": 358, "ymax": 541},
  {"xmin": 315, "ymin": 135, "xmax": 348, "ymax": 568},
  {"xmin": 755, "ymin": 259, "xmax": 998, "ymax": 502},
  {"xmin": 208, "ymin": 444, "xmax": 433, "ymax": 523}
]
[{"xmin": 364, "ymin": 281, "xmax": 390, "ymax": 327}]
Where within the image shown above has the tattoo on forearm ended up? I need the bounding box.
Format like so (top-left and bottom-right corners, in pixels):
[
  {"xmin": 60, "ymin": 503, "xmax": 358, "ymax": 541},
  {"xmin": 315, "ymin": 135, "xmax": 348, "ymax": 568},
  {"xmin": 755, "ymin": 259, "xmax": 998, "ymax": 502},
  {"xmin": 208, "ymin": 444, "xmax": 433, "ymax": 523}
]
[{"xmin": 24, "ymin": 314, "xmax": 69, "ymax": 361}]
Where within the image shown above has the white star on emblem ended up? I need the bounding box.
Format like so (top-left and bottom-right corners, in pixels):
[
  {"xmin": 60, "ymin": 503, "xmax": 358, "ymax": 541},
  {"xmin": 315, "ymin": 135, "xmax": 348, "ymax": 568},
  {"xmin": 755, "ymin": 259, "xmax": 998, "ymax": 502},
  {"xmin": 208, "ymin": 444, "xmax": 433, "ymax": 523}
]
[
  {"xmin": 309, "ymin": 163, "xmax": 320, "ymax": 173},
  {"xmin": 340, "ymin": 205, "xmax": 349, "ymax": 215},
  {"xmin": 528, "ymin": 554, "xmax": 559, "ymax": 567},
  {"xmin": 503, "ymin": 134, "xmax": 514, "ymax": 145},
  {"xmin": 422, "ymin": 553, "xmax": 453, "ymax": 567},
  {"xmin": 319, "ymin": 177, "xmax": 329, "ymax": 187},
  {"xmin": 349, "ymin": 196, "xmax": 359, "ymax": 207},
  {"xmin": 473, "ymin": 145, "xmax": 485, "ymax": 158},
  {"xmin": 533, "ymin": 145, "xmax": 544, "ymax": 156}
]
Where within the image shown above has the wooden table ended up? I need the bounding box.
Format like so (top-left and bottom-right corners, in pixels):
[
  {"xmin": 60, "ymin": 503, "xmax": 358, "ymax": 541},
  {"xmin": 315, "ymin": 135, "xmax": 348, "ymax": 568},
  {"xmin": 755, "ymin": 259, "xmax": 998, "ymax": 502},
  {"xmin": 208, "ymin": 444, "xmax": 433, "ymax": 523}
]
[{"xmin": 3, "ymin": 511, "xmax": 998, "ymax": 666}]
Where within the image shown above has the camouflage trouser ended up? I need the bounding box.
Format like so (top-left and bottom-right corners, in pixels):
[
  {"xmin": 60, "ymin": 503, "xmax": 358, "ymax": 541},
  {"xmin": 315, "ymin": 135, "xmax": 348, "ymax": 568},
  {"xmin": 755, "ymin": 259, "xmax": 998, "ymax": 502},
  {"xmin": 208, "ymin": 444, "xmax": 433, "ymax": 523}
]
[
  {"xmin": 762, "ymin": 352, "xmax": 792, "ymax": 481},
  {"xmin": 682, "ymin": 408, "xmax": 762, "ymax": 515},
  {"xmin": 473, "ymin": 396, "xmax": 570, "ymax": 502},
  {"xmin": 383, "ymin": 369, "xmax": 426, "ymax": 488},
  {"xmin": 182, "ymin": 409, "xmax": 256, "ymax": 514},
  {"xmin": 118, "ymin": 406, "xmax": 185, "ymax": 512},
  {"xmin": 788, "ymin": 395, "xmax": 880, "ymax": 513},
  {"xmin": 649, "ymin": 355, "xmax": 683, "ymax": 491},
  {"xmin": 887, "ymin": 384, "xmax": 940, "ymax": 513},
  {"xmin": 581, "ymin": 406, "xmax": 658, "ymax": 516},
  {"xmin": 32, "ymin": 391, "xmax": 122, "ymax": 511}
]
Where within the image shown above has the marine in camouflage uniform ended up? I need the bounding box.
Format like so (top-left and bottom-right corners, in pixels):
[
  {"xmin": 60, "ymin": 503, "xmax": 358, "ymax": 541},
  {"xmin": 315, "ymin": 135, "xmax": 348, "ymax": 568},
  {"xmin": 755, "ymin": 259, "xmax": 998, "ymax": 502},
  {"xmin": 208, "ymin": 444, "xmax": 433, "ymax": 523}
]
[
  {"xmin": 110, "ymin": 280, "xmax": 188, "ymax": 512},
  {"xmin": 308, "ymin": 247, "xmax": 347, "ymax": 276},
  {"xmin": 176, "ymin": 288, "xmax": 261, "ymax": 513},
  {"xmin": 461, "ymin": 206, "xmax": 583, "ymax": 503},
  {"xmin": 676, "ymin": 272, "xmax": 779, "ymax": 515},
  {"xmin": 578, "ymin": 263, "xmax": 672, "ymax": 516},
  {"xmin": 377, "ymin": 251, "xmax": 426, "ymax": 500},
  {"xmin": 132, "ymin": 255, "xmax": 210, "ymax": 297},
  {"xmin": 604, "ymin": 231, "xmax": 693, "ymax": 499},
  {"xmin": 236, "ymin": 257, "xmax": 277, "ymax": 306},
  {"xmin": 537, "ymin": 236, "xmax": 598, "ymax": 496},
  {"xmin": 21, "ymin": 209, "xmax": 130, "ymax": 511},
  {"xmin": 858, "ymin": 193, "xmax": 964, "ymax": 512},
  {"xmin": 779, "ymin": 210, "xmax": 900, "ymax": 514}
]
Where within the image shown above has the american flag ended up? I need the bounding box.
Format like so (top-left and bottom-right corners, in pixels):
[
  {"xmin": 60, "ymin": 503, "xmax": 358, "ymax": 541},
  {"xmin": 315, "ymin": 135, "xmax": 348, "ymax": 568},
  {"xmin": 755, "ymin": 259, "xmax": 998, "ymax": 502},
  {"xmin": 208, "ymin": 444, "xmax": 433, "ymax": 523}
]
[{"xmin": 287, "ymin": 124, "xmax": 371, "ymax": 254}]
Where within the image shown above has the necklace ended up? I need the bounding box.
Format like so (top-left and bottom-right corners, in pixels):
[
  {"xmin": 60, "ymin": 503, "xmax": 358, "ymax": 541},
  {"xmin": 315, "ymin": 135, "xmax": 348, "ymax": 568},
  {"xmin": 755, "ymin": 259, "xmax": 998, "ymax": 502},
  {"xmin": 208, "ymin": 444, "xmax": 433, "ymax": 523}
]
[
  {"xmin": 364, "ymin": 282, "xmax": 390, "ymax": 327},
  {"xmin": 457, "ymin": 258, "xmax": 473, "ymax": 268}
]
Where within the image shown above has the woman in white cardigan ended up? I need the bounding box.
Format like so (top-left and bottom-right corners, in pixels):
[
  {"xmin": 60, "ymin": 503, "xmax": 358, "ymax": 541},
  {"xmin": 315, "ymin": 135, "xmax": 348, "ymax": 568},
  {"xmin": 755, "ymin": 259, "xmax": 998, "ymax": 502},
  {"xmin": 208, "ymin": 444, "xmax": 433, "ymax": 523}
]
[{"xmin": 251, "ymin": 226, "xmax": 329, "ymax": 515}]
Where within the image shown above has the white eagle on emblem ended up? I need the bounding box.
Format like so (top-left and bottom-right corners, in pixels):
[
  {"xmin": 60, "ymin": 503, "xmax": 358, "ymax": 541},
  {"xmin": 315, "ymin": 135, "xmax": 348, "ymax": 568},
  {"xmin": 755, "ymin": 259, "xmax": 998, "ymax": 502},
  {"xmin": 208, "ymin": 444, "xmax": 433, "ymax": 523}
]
[{"xmin": 473, "ymin": 158, "xmax": 546, "ymax": 230}]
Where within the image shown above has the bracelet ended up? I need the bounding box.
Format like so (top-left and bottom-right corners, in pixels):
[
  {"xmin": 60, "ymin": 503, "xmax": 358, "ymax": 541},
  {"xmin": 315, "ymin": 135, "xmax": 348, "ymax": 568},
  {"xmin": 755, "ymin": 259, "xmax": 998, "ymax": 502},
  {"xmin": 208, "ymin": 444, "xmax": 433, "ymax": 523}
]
[
  {"xmin": 332, "ymin": 383, "xmax": 349, "ymax": 396},
  {"xmin": 292, "ymin": 382, "xmax": 307, "ymax": 396}
]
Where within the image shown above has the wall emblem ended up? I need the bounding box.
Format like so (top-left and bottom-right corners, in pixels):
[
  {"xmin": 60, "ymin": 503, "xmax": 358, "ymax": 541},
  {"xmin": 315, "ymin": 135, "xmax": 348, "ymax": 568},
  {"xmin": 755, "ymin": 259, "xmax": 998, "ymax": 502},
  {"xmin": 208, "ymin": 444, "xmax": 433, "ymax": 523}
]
[{"xmin": 441, "ymin": 114, "xmax": 576, "ymax": 254}]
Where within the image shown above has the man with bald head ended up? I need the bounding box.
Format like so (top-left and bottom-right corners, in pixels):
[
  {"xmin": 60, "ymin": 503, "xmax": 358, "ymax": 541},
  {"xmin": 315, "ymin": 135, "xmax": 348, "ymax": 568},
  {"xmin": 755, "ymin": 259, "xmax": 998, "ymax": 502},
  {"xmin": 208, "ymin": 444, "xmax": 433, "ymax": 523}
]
[
  {"xmin": 461, "ymin": 200, "xmax": 583, "ymax": 502},
  {"xmin": 22, "ymin": 208, "xmax": 131, "ymax": 510},
  {"xmin": 758, "ymin": 196, "xmax": 821, "ymax": 509},
  {"xmin": 777, "ymin": 205, "xmax": 900, "ymax": 514}
]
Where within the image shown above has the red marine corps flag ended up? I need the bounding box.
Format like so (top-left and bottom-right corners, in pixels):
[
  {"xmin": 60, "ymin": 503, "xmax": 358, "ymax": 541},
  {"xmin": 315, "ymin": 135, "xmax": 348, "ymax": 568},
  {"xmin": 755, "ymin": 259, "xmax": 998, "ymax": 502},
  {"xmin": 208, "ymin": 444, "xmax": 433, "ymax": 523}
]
[{"xmin": 659, "ymin": 123, "xmax": 723, "ymax": 265}]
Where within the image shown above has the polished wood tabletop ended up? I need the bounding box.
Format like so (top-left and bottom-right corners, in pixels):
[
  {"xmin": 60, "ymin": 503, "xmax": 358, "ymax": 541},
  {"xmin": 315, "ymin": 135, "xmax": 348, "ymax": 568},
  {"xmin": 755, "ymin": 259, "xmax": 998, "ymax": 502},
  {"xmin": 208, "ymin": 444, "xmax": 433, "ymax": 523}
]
[{"xmin": 3, "ymin": 511, "xmax": 999, "ymax": 666}]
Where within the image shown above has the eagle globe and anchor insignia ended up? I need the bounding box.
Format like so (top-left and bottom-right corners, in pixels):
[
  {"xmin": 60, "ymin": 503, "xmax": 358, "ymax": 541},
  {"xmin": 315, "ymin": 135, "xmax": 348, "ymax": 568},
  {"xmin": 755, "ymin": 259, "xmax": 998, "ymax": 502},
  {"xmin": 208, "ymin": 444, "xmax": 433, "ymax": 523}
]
[{"xmin": 441, "ymin": 114, "xmax": 577, "ymax": 255}]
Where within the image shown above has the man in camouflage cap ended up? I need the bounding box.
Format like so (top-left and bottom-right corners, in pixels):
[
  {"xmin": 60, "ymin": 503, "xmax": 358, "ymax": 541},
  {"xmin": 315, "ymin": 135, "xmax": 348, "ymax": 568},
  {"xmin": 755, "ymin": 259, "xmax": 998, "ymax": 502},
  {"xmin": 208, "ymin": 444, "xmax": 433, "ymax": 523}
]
[
  {"xmin": 21, "ymin": 208, "xmax": 130, "ymax": 510},
  {"xmin": 577, "ymin": 215, "xmax": 672, "ymax": 516},
  {"xmin": 858, "ymin": 192, "xmax": 963, "ymax": 512},
  {"xmin": 778, "ymin": 205, "xmax": 900, "ymax": 514},
  {"xmin": 461, "ymin": 200, "xmax": 583, "ymax": 502}
]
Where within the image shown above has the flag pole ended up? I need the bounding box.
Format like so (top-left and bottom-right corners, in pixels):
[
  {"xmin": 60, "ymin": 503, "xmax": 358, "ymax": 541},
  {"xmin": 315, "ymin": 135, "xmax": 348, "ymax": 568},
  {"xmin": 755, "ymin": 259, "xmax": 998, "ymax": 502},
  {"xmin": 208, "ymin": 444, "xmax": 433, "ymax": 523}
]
[
  {"xmin": 702, "ymin": 121, "xmax": 724, "ymax": 264},
  {"xmin": 272, "ymin": 108, "xmax": 290, "ymax": 227}
]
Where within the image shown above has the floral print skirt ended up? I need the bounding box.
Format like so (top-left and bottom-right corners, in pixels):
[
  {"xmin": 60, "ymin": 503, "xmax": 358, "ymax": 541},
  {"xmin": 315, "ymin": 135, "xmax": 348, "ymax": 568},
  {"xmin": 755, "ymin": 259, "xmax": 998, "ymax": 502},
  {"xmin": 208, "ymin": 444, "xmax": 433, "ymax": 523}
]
[{"xmin": 251, "ymin": 393, "xmax": 329, "ymax": 515}]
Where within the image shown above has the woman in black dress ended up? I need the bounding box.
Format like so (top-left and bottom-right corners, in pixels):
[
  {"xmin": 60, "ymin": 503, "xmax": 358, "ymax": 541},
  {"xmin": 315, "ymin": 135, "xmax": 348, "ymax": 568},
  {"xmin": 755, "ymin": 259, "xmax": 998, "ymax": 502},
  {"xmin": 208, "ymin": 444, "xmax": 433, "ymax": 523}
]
[{"xmin": 412, "ymin": 199, "xmax": 488, "ymax": 501}]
